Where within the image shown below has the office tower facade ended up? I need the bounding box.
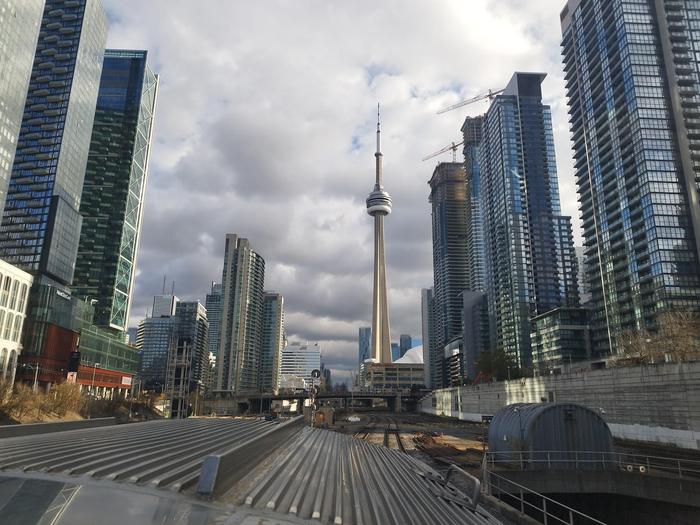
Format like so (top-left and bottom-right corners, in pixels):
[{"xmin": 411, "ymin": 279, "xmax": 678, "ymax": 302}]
[
  {"xmin": 480, "ymin": 72, "xmax": 579, "ymax": 368},
  {"xmin": 366, "ymin": 110, "xmax": 393, "ymax": 363},
  {"xmin": 72, "ymin": 50, "xmax": 158, "ymax": 333},
  {"xmin": 575, "ymin": 247, "xmax": 592, "ymax": 304},
  {"xmin": 152, "ymin": 294, "xmax": 178, "ymax": 318},
  {"xmin": 399, "ymin": 334, "xmax": 412, "ymax": 357},
  {"xmin": 216, "ymin": 234, "xmax": 265, "ymax": 393},
  {"xmin": 204, "ymin": 282, "xmax": 222, "ymax": 372},
  {"xmin": 136, "ymin": 315, "xmax": 176, "ymax": 392},
  {"xmin": 0, "ymin": 0, "xmax": 107, "ymax": 287},
  {"xmin": 428, "ymin": 162, "xmax": 469, "ymax": 353},
  {"xmin": 260, "ymin": 292, "xmax": 284, "ymax": 393},
  {"xmin": 391, "ymin": 342, "xmax": 400, "ymax": 361},
  {"xmin": 279, "ymin": 342, "xmax": 321, "ymax": 389},
  {"xmin": 462, "ymin": 291, "xmax": 490, "ymax": 381},
  {"xmin": 561, "ymin": 0, "xmax": 700, "ymax": 355},
  {"xmin": 174, "ymin": 301, "xmax": 208, "ymax": 383},
  {"xmin": 358, "ymin": 326, "xmax": 371, "ymax": 363},
  {"xmin": 420, "ymin": 287, "xmax": 440, "ymax": 389},
  {"xmin": 0, "ymin": 0, "xmax": 44, "ymax": 214},
  {"xmin": 462, "ymin": 116, "xmax": 486, "ymax": 292}
]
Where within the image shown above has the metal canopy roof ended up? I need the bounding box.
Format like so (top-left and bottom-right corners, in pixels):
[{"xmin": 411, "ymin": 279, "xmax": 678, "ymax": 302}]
[
  {"xmin": 0, "ymin": 418, "xmax": 505, "ymax": 525},
  {"xmin": 0, "ymin": 417, "xmax": 278, "ymax": 491},
  {"xmin": 244, "ymin": 427, "xmax": 502, "ymax": 525}
]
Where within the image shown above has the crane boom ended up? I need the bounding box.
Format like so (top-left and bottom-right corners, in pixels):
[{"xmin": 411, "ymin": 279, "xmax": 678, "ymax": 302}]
[
  {"xmin": 422, "ymin": 140, "xmax": 465, "ymax": 163},
  {"xmin": 437, "ymin": 88, "xmax": 505, "ymax": 115}
]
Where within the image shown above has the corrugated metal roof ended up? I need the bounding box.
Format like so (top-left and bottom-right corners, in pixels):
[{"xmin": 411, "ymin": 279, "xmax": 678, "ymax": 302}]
[
  {"xmin": 0, "ymin": 417, "xmax": 279, "ymax": 491},
  {"xmin": 243, "ymin": 427, "xmax": 502, "ymax": 525}
]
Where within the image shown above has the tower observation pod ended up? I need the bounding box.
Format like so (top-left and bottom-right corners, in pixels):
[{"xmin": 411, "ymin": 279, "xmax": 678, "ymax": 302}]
[{"xmin": 366, "ymin": 105, "xmax": 393, "ymax": 364}]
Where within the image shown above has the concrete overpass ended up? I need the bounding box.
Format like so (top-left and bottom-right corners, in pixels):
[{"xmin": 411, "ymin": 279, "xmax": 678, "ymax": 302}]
[
  {"xmin": 206, "ymin": 389, "xmax": 425, "ymax": 415},
  {"xmin": 483, "ymin": 451, "xmax": 700, "ymax": 523}
]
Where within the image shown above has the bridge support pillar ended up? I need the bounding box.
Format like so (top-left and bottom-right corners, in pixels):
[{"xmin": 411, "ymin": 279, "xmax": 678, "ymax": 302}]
[{"xmin": 394, "ymin": 392, "xmax": 401, "ymax": 413}]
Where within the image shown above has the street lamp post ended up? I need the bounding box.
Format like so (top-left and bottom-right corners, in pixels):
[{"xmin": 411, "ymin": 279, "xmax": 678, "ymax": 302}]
[
  {"xmin": 88, "ymin": 362, "xmax": 101, "ymax": 419},
  {"xmin": 32, "ymin": 363, "xmax": 39, "ymax": 393}
]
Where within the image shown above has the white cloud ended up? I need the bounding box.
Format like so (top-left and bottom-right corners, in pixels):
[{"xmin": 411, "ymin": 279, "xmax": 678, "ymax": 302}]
[{"xmin": 103, "ymin": 0, "xmax": 580, "ymax": 377}]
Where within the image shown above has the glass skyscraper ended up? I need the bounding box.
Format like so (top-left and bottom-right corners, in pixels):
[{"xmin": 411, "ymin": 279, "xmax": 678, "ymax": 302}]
[
  {"xmin": 72, "ymin": 50, "xmax": 158, "ymax": 333},
  {"xmin": 428, "ymin": 162, "xmax": 469, "ymax": 356},
  {"xmin": 0, "ymin": 0, "xmax": 107, "ymax": 287},
  {"xmin": 479, "ymin": 72, "xmax": 579, "ymax": 368},
  {"xmin": 136, "ymin": 314, "xmax": 176, "ymax": 392},
  {"xmin": 204, "ymin": 281, "xmax": 222, "ymax": 364},
  {"xmin": 561, "ymin": 0, "xmax": 700, "ymax": 355},
  {"xmin": 420, "ymin": 287, "xmax": 439, "ymax": 388},
  {"xmin": 358, "ymin": 326, "xmax": 371, "ymax": 363},
  {"xmin": 216, "ymin": 234, "xmax": 265, "ymax": 393},
  {"xmin": 174, "ymin": 301, "xmax": 208, "ymax": 384},
  {"xmin": 0, "ymin": 0, "xmax": 44, "ymax": 214},
  {"xmin": 260, "ymin": 292, "xmax": 284, "ymax": 393},
  {"xmin": 462, "ymin": 116, "xmax": 486, "ymax": 293}
]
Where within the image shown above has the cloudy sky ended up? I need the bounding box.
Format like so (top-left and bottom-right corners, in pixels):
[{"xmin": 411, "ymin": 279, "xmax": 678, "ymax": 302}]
[{"xmin": 103, "ymin": 0, "xmax": 579, "ymax": 382}]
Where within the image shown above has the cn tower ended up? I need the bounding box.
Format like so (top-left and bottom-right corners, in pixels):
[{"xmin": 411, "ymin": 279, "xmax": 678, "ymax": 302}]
[{"xmin": 366, "ymin": 105, "xmax": 392, "ymax": 363}]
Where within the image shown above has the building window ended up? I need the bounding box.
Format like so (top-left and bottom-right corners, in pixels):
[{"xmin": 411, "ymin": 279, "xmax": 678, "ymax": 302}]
[
  {"xmin": 12, "ymin": 316, "xmax": 22, "ymax": 343},
  {"xmin": 3, "ymin": 314, "xmax": 13, "ymax": 341},
  {"xmin": 17, "ymin": 284, "xmax": 27, "ymax": 313},
  {"xmin": 0, "ymin": 348, "xmax": 6, "ymax": 380},
  {"xmin": 8, "ymin": 280, "xmax": 18, "ymax": 311},
  {"xmin": 0, "ymin": 277, "xmax": 9, "ymax": 308}
]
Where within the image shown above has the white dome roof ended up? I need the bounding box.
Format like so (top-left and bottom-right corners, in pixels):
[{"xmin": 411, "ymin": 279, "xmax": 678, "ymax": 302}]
[{"xmin": 394, "ymin": 345, "xmax": 423, "ymax": 364}]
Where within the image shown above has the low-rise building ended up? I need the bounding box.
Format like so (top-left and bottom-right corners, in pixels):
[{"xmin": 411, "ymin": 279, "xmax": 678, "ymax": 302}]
[
  {"xmin": 15, "ymin": 281, "xmax": 138, "ymax": 398},
  {"xmin": 0, "ymin": 260, "xmax": 33, "ymax": 384},
  {"xmin": 359, "ymin": 359, "xmax": 424, "ymax": 392},
  {"xmin": 278, "ymin": 342, "xmax": 320, "ymax": 391},
  {"xmin": 531, "ymin": 307, "xmax": 591, "ymax": 374}
]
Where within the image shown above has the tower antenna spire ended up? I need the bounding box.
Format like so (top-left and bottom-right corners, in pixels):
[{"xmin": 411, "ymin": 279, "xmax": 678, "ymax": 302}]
[
  {"xmin": 376, "ymin": 102, "xmax": 381, "ymax": 153},
  {"xmin": 375, "ymin": 102, "xmax": 383, "ymax": 187}
]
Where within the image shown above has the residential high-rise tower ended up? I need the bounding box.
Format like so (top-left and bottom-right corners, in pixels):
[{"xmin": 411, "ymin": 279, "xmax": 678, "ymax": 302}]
[
  {"xmin": 561, "ymin": 0, "xmax": 700, "ymax": 355},
  {"xmin": 479, "ymin": 72, "xmax": 579, "ymax": 368},
  {"xmin": 216, "ymin": 234, "xmax": 265, "ymax": 393},
  {"xmin": 0, "ymin": 0, "xmax": 44, "ymax": 214},
  {"xmin": 428, "ymin": 162, "xmax": 469, "ymax": 356},
  {"xmin": 462, "ymin": 116, "xmax": 486, "ymax": 292},
  {"xmin": 420, "ymin": 287, "xmax": 439, "ymax": 389},
  {"xmin": 0, "ymin": 0, "xmax": 107, "ymax": 288},
  {"xmin": 72, "ymin": 50, "xmax": 158, "ymax": 333},
  {"xmin": 260, "ymin": 292, "xmax": 284, "ymax": 393},
  {"xmin": 204, "ymin": 281, "xmax": 222, "ymax": 372}
]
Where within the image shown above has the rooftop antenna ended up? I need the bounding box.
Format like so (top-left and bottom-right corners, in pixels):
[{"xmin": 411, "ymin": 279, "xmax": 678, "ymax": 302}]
[
  {"xmin": 171, "ymin": 281, "xmax": 175, "ymax": 295},
  {"xmin": 162, "ymin": 275, "xmax": 166, "ymax": 294}
]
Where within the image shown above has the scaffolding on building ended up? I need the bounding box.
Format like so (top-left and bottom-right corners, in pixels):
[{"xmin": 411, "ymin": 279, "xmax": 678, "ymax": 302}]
[{"xmin": 165, "ymin": 338, "xmax": 193, "ymax": 419}]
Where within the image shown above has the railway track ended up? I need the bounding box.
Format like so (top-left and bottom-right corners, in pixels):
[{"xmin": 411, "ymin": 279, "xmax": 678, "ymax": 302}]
[{"xmin": 353, "ymin": 415, "xmax": 406, "ymax": 453}]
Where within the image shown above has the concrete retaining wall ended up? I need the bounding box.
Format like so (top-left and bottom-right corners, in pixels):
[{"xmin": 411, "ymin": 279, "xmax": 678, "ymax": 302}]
[
  {"xmin": 0, "ymin": 417, "xmax": 116, "ymax": 438},
  {"xmin": 420, "ymin": 362, "xmax": 700, "ymax": 450}
]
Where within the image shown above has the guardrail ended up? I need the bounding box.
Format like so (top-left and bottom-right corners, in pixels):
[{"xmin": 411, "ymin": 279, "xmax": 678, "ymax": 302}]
[
  {"xmin": 483, "ymin": 450, "xmax": 700, "ymax": 480},
  {"xmin": 483, "ymin": 469, "xmax": 607, "ymax": 525}
]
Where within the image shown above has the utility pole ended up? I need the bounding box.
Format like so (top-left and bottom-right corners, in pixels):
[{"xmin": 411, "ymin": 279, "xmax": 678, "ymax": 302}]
[{"xmin": 32, "ymin": 364, "xmax": 39, "ymax": 393}]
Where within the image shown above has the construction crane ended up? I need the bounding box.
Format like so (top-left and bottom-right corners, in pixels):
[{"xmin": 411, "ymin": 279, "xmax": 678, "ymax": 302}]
[
  {"xmin": 436, "ymin": 88, "xmax": 505, "ymax": 115},
  {"xmin": 422, "ymin": 140, "xmax": 464, "ymax": 163}
]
